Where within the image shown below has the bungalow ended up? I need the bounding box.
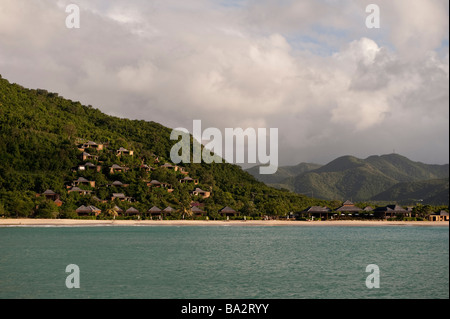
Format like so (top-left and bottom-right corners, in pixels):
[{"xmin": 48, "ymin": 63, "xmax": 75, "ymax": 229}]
[
  {"xmin": 191, "ymin": 188, "xmax": 211, "ymax": 199},
  {"xmin": 160, "ymin": 163, "xmax": 179, "ymax": 171},
  {"xmin": 116, "ymin": 147, "xmax": 134, "ymax": 156},
  {"xmin": 148, "ymin": 206, "xmax": 162, "ymax": 218},
  {"xmin": 298, "ymin": 206, "xmax": 331, "ymax": 220},
  {"xmin": 373, "ymin": 205, "xmax": 409, "ymax": 219},
  {"xmin": 92, "ymin": 196, "xmax": 103, "ymax": 203},
  {"xmin": 72, "ymin": 177, "xmax": 96, "ymax": 188},
  {"xmin": 68, "ymin": 186, "xmax": 92, "ymax": 196},
  {"xmin": 166, "ymin": 184, "xmax": 174, "ymax": 193},
  {"xmin": 81, "ymin": 152, "xmax": 99, "ymax": 161},
  {"xmin": 79, "ymin": 141, "xmax": 104, "ymax": 151},
  {"xmin": 125, "ymin": 207, "xmax": 141, "ymax": 216},
  {"xmin": 163, "ymin": 206, "xmax": 176, "ymax": 217},
  {"xmin": 54, "ymin": 199, "xmax": 63, "ymax": 207},
  {"xmin": 191, "ymin": 206, "xmax": 206, "ymax": 217},
  {"xmin": 109, "ymin": 180, "xmax": 129, "ymax": 188},
  {"xmin": 110, "ymin": 164, "xmax": 129, "ymax": 174},
  {"xmin": 148, "ymin": 180, "xmax": 162, "ymax": 188},
  {"xmin": 179, "ymin": 176, "xmax": 199, "ymax": 185},
  {"xmin": 336, "ymin": 200, "xmax": 362, "ymax": 217},
  {"xmin": 42, "ymin": 189, "xmax": 60, "ymax": 201},
  {"xmin": 76, "ymin": 205, "xmax": 101, "ymax": 217},
  {"xmin": 428, "ymin": 211, "xmax": 449, "ymax": 222},
  {"xmin": 111, "ymin": 193, "xmax": 132, "ymax": 201},
  {"xmin": 219, "ymin": 206, "xmax": 239, "ymax": 217},
  {"xmin": 140, "ymin": 164, "xmax": 155, "ymax": 172},
  {"xmin": 84, "ymin": 162, "xmax": 102, "ymax": 172}
]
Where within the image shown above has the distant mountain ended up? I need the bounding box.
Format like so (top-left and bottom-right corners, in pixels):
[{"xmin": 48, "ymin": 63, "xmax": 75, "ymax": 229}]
[
  {"xmin": 371, "ymin": 178, "xmax": 449, "ymax": 205},
  {"xmin": 247, "ymin": 154, "xmax": 449, "ymax": 204},
  {"xmin": 246, "ymin": 162, "xmax": 322, "ymax": 190}
]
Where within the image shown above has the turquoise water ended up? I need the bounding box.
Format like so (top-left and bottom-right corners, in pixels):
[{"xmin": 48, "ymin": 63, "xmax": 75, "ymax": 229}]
[{"xmin": 0, "ymin": 226, "xmax": 448, "ymax": 299}]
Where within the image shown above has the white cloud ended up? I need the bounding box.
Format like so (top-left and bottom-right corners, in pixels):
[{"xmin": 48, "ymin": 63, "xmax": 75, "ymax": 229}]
[{"xmin": 0, "ymin": 0, "xmax": 448, "ymax": 166}]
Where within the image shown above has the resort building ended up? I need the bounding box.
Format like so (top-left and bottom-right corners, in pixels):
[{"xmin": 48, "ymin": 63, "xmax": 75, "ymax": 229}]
[
  {"xmin": 163, "ymin": 206, "xmax": 176, "ymax": 217},
  {"xmin": 72, "ymin": 177, "xmax": 96, "ymax": 188},
  {"xmin": 190, "ymin": 206, "xmax": 206, "ymax": 217},
  {"xmin": 148, "ymin": 206, "xmax": 163, "ymax": 218},
  {"xmin": 179, "ymin": 176, "xmax": 199, "ymax": 185},
  {"xmin": 110, "ymin": 164, "xmax": 129, "ymax": 174},
  {"xmin": 373, "ymin": 205, "xmax": 409, "ymax": 219},
  {"xmin": 140, "ymin": 164, "xmax": 155, "ymax": 172},
  {"xmin": 160, "ymin": 163, "xmax": 179, "ymax": 171},
  {"xmin": 298, "ymin": 206, "xmax": 331, "ymax": 220},
  {"xmin": 110, "ymin": 193, "xmax": 133, "ymax": 202},
  {"xmin": 191, "ymin": 188, "xmax": 211, "ymax": 199},
  {"xmin": 68, "ymin": 186, "xmax": 92, "ymax": 196},
  {"xmin": 148, "ymin": 180, "xmax": 162, "ymax": 188},
  {"xmin": 219, "ymin": 206, "xmax": 239, "ymax": 217},
  {"xmin": 125, "ymin": 207, "xmax": 140, "ymax": 216},
  {"xmin": 81, "ymin": 152, "xmax": 99, "ymax": 161},
  {"xmin": 78, "ymin": 141, "xmax": 104, "ymax": 151},
  {"xmin": 116, "ymin": 147, "xmax": 134, "ymax": 156},
  {"xmin": 428, "ymin": 211, "xmax": 449, "ymax": 222},
  {"xmin": 41, "ymin": 189, "xmax": 60, "ymax": 201},
  {"xmin": 76, "ymin": 205, "xmax": 101, "ymax": 217},
  {"xmin": 336, "ymin": 200, "xmax": 362, "ymax": 217}
]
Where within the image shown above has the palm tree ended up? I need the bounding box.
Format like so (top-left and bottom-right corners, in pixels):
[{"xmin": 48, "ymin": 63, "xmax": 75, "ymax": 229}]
[{"xmin": 105, "ymin": 207, "xmax": 118, "ymax": 220}]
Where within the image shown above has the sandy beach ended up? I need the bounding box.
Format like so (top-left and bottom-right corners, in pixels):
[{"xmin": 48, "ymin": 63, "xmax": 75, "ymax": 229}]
[{"xmin": 0, "ymin": 218, "xmax": 448, "ymax": 227}]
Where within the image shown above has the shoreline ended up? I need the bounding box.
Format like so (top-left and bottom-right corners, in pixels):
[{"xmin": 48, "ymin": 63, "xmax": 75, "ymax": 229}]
[{"xmin": 0, "ymin": 218, "xmax": 448, "ymax": 227}]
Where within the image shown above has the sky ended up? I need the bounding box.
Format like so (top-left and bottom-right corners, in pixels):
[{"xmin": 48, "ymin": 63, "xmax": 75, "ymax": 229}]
[{"xmin": 0, "ymin": 0, "xmax": 448, "ymax": 167}]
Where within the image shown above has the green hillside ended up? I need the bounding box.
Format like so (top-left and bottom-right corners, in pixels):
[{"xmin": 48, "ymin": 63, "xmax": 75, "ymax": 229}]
[
  {"xmin": 247, "ymin": 154, "xmax": 449, "ymax": 204},
  {"xmin": 245, "ymin": 162, "xmax": 321, "ymax": 189},
  {"xmin": 371, "ymin": 178, "xmax": 449, "ymax": 205},
  {"xmin": 0, "ymin": 75, "xmax": 329, "ymax": 219}
]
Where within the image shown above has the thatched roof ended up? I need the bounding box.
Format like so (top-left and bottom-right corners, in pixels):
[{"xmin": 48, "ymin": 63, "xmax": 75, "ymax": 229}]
[
  {"xmin": 163, "ymin": 206, "xmax": 175, "ymax": 213},
  {"xmin": 220, "ymin": 206, "xmax": 237, "ymax": 213},
  {"xmin": 148, "ymin": 206, "xmax": 162, "ymax": 213},
  {"xmin": 76, "ymin": 205, "xmax": 101, "ymax": 213},
  {"xmin": 373, "ymin": 205, "xmax": 407, "ymax": 213},
  {"xmin": 303, "ymin": 206, "xmax": 330, "ymax": 213},
  {"xmin": 191, "ymin": 206, "xmax": 205, "ymax": 213},
  {"xmin": 336, "ymin": 204, "xmax": 362, "ymax": 212},
  {"xmin": 43, "ymin": 189, "xmax": 56, "ymax": 195},
  {"xmin": 125, "ymin": 207, "xmax": 140, "ymax": 214}
]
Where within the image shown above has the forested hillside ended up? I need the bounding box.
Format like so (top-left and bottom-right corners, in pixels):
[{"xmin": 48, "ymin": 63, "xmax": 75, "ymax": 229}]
[
  {"xmin": 0, "ymin": 75, "xmax": 330, "ymax": 219},
  {"xmin": 248, "ymin": 155, "xmax": 449, "ymax": 204}
]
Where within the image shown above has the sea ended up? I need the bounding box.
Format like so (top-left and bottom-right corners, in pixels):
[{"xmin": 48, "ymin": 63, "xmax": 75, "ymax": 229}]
[{"xmin": 0, "ymin": 225, "xmax": 448, "ymax": 299}]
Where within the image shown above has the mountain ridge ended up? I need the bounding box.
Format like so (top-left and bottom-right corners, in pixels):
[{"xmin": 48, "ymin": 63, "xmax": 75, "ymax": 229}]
[{"xmin": 246, "ymin": 154, "xmax": 449, "ymax": 204}]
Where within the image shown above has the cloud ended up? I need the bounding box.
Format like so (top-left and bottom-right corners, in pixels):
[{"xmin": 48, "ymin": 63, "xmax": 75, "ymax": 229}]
[{"xmin": 0, "ymin": 0, "xmax": 448, "ymax": 166}]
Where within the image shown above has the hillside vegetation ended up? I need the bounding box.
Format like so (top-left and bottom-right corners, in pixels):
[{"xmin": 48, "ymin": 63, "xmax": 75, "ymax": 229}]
[
  {"xmin": 0, "ymin": 75, "xmax": 331, "ymax": 219},
  {"xmin": 247, "ymin": 155, "xmax": 449, "ymax": 204}
]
